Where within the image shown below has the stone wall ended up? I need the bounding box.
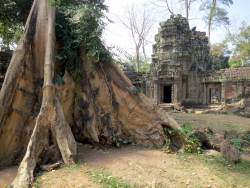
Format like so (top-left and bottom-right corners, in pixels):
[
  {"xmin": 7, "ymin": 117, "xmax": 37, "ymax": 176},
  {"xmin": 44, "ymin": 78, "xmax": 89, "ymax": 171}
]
[{"xmin": 204, "ymin": 66, "xmax": 250, "ymax": 104}]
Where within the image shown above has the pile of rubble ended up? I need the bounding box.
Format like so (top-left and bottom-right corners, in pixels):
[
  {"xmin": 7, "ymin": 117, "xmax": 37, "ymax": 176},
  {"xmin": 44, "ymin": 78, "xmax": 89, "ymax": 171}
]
[
  {"xmin": 171, "ymin": 101, "xmax": 188, "ymax": 113},
  {"xmin": 202, "ymin": 99, "xmax": 250, "ymax": 116},
  {"xmin": 195, "ymin": 127, "xmax": 244, "ymax": 163}
]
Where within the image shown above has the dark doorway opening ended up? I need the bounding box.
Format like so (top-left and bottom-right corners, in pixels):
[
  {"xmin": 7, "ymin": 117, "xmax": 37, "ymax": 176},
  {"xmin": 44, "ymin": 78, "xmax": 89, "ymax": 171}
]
[{"xmin": 163, "ymin": 85, "xmax": 172, "ymax": 103}]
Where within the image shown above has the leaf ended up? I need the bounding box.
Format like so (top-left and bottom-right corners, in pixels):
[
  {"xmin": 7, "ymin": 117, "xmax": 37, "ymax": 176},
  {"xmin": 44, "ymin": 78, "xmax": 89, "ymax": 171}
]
[
  {"xmin": 123, "ymin": 140, "xmax": 128, "ymax": 144},
  {"xmin": 56, "ymin": 73, "xmax": 65, "ymax": 85},
  {"xmin": 116, "ymin": 142, "xmax": 120, "ymax": 147},
  {"xmin": 118, "ymin": 138, "xmax": 123, "ymax": 141}
]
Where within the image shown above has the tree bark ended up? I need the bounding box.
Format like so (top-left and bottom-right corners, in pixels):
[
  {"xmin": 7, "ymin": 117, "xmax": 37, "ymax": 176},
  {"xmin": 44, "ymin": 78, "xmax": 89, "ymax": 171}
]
[
  {"xmin": 185, "ymin": 0, "xmax": 189, "ymax": 19},
  {"xmin": 136, "ymin": 46, "xmax": 140, "ymax": 72},
  {"xmin": 0, "ymin": 0, "xmax": 183, "ymax": 187}
]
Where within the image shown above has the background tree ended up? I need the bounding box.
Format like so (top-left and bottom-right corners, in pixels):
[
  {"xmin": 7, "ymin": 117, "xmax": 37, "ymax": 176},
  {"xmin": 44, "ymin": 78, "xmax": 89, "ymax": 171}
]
[
  {"xmin": 0, "ymin": 0, "xmax": 33, "ymax": 47},
  {"xmin": 210, "ymin": 43, "xmax": 230, "ymax": 70},
  {"xmin": 224, "ymin": 19, "xmax": 250, "ymax": 66},
  {"xmin": 150, "ymin": 0, "xmax": 196, "ymax": 19},
  {"xmin": 117, "ymin": 3, "xmax": 155, "ymax": 72},
  {"xmin": 0, "ymin": 0, "xmax": 182, "ymax": 187},
  {"xmin": 200, "ymin": 0, "xmax": 233, "ymax": 43}
]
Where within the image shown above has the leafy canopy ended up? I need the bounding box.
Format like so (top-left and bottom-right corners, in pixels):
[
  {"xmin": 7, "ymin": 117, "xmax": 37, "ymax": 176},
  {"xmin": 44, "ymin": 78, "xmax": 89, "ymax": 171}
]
[
  {"xmin": 54, "ymin": 0, "xmax": 112, "ymax": 81},
  {"xmin": 0, "ymin": 0, "xmax": 33, "ymax": 46}
]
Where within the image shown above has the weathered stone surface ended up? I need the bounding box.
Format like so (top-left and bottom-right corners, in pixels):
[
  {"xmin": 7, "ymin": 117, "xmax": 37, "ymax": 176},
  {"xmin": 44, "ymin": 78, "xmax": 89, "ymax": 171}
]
[
  {"xmin": 140, "ymin": 15, "xmax": 210, "ymax": 105},
  {"xmin": 221, "ymin": 140, "xmax": 240, "ymax": 163},
  {"xmin": 226, "ymin": 106, "xmax": 241, "ymax": 113},
  {"xmin": 215, "ymin": 130, "xmax": 227, "ymax": 139},
  {"xmin": 203, "ymin": 149, "xmax": 221, "ymax": 156},
  {"xmin": 194, "ymin": 130, "xmax": 208, "ymax": 144},
  {"xmin": 208, "ymin": 136, "xmax": 225, "ymax": 151}
]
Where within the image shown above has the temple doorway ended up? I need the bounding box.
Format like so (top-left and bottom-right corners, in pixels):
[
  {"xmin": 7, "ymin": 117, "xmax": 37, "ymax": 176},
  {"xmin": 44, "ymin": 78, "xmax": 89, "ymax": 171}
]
[
  {"xmin": 163, "ymin": 85, "xmax": 172, "ymax": 103},
  {"xmin": 209, "ymin": 88, "xmax": 219, "ymax": 103}
]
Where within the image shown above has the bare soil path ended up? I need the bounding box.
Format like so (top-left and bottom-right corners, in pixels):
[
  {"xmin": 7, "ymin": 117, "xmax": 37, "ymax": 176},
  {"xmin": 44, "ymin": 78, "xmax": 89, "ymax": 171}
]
[{"xmin": 0, "ymin": 166, "xmax": 18, "ymax": 187}]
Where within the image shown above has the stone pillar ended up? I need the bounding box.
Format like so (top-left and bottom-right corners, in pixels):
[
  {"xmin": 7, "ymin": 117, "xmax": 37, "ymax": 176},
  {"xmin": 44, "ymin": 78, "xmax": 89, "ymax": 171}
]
[
  {"xmin": 154, "ymin": 82, "xmax": 158, "ymax": 104},
  {"xmin": 203, "ymin": 83, "xmax": 206, "ymax": 104},
  {"xmin": 173, "ymin": 81, "xmax": 178, "ymax": 103},
  {"xmin": 221, "ymin": 83, "xmax": 225, "ymax": 104}
]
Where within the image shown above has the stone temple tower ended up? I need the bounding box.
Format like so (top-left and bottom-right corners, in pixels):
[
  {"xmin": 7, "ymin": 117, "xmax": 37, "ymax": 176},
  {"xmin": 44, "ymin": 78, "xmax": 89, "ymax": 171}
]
[{"xmin": 143, "ymin": 14, "xmax": 211, "ymax": 105}]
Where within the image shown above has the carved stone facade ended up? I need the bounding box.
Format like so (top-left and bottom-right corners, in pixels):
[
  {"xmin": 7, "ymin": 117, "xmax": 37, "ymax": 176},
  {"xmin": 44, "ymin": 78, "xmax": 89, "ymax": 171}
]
[
  {"xmin": 143, "ymin": 15, "xmax": 211, "ymax": 105},
  {"xmin": 123, "ymin": 15, "xmax": 250, "ymax": 106}
]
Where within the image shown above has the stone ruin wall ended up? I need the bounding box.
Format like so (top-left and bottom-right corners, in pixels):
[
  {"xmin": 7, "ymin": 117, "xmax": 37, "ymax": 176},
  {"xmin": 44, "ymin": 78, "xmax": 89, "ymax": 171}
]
[
  {"xmin": 123, "ymin": 14, "xmax": 250, "ymax": 106},
  {"xmin": 204, "ymin": 67, "xmax": 250, "ymax": 105}
]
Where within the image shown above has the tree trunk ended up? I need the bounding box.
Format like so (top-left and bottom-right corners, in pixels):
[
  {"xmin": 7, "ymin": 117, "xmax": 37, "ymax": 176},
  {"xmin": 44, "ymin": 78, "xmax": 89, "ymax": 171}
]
[
  {"xmin": 207, "ymin": 0, "xmax": 216, "ymax": 43},
  {"xmin": 185, "ymin": 0, "xmax": 189, "ymax": 19},
  {"xmin": 0, "ymin": 0, "xmax": 182, "ymax": 187},
  {"xmin": 136, "ymin": 46, "xmax": 140, "ymax": 72}
]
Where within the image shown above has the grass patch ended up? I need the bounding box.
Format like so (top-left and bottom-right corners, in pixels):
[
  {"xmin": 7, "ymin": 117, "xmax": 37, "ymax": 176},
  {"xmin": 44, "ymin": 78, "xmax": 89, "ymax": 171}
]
[
  {"xmin": 86, "ymin": 169, "xmax": 133, "ymax": 188},
  {"xmin": 197, "ymin": 154, "xmax": 250, "ymax": 174}
]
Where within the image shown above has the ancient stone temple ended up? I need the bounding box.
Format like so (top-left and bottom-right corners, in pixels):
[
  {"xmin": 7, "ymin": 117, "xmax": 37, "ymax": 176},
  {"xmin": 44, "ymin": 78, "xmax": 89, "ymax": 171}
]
[
  {"xmin": 123, "ymin": 15, "xmax": 250, "ymax": 106},
  {"xmin": 142, "ymin": 14, "xmax": 211, "ymax": 105}
]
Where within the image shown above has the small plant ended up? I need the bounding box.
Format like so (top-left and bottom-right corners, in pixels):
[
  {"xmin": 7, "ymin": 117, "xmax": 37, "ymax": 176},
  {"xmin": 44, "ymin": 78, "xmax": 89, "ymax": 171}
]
[
  {"xmin": 179, "ymin": 123, "xmax": 202, "ymax": 154},
  {"xmin": 232, "ymin": 139, "xmax": 243, "ymax": 153},
  {"xmin": 243, "ymin": 132, "xmax": 250, "ymax": 142},
  {"xmin": 165, "ymin": 138, "xmax": 171, "ymax": 150},
  {"xmin": 132, "ymin": 87, "xmax": 141, "ymax": 94},
  {"xmin": 5, "ymin": 185, "xmax": 13, "ymax": 188},
  {"xmin": 110, "ymin": 133, "xmax": 135, "ymax": 147},
  {"xmin": 55, "ymin": 72, "xmax": 65, "ymax": 85},
  {"xmin": 162, "ymin": 124, "xmax": 202, "ymax": 154}
]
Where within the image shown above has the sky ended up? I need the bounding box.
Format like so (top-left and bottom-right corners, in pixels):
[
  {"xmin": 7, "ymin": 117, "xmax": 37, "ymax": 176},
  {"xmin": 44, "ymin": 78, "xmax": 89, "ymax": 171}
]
[{"xmin": 103, "ymin": 0, "xmax": 250, "ymax": 57}]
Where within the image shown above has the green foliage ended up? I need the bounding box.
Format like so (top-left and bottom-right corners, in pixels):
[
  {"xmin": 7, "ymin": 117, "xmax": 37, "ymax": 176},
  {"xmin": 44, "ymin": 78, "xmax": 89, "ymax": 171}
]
[
  {"xmin": 132, "ymin": 87, "xmax": 141, "ymax": 94},
  {"xmin": 243, "ymin": 132, "xmax": 250, "ymax": 142},
  {"xmin": 5, "ymin": 185, "xmax": 13, "ymax": 188},
  {"xmin": 163, "ymin": 124, "xmax": 202, "ymax": 154},
  {"xmin": 0, "ymin": 0, "xmax": 33, "ymax": 47},
  {"xmin": 236, "ymin": 24, "xmax": 250, "ymax": 64},
  {"xmin": 211, "ymin": 54, "xmax": 230, "ymax": 71},
  {"xmin": 229, "ymin": 59, "xmax": 241, "ymax": 68},
  {"xmin": 231, "ymin": 139, "xmax": 243, "ymax": 153},
  {"xmin": 55, "ymin": 0, "xmax": 112, "ymax": 81},
  {"xmin": 55, "ymin": 73, "xmax": 65, "ymax": 85},
  {"xmin": 180, "ymin": 123, "xmax": 202, "ymax": 154},
  {"xmin": 224, "ymin": 21, "xmax": 250, "ymax": 65},
  {"xmin": 110, "ymin": 133, "xmax": 135, "ymax": 148},
  {"xmin": 200, "ymin": 0, "xmax": 233, "ymax": 42},
  {"xmin": 209, "ymin": 43, "xmax": 231, "ymax": 70},
  {"xmin": 200, "ymin": 0, "xmax": 233, "ymax": 28}
]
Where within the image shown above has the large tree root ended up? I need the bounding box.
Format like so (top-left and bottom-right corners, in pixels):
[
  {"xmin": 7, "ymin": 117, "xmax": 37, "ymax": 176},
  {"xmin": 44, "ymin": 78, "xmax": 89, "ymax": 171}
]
[{"xmin": 12, "ymin": 1, "xmax": 76, "ymax": 187}]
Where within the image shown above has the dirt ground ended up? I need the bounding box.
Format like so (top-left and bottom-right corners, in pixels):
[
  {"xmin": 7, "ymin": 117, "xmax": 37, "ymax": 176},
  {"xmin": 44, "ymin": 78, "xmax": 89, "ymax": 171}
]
[{"xmin": 1, "ymin": 113, "xmax": 250, "ymax": 188}]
